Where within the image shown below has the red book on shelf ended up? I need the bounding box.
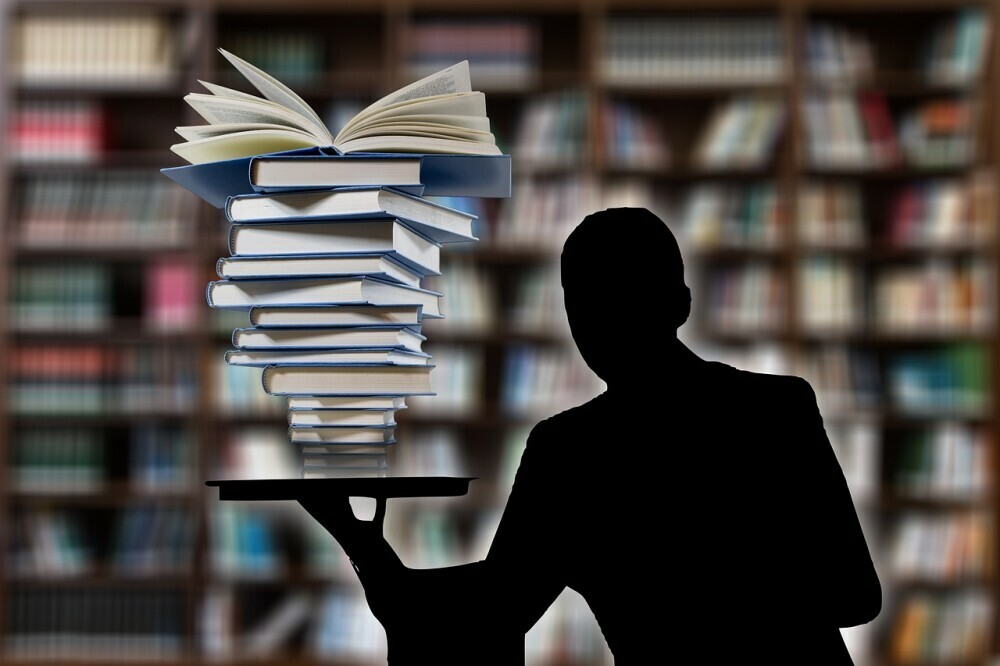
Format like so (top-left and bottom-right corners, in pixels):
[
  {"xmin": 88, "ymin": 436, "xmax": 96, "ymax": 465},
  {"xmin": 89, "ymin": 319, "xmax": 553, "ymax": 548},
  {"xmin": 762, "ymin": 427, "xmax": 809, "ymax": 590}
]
[
  {"xmin": 889, "ymin": 186, "xmax": 922, "ymax": 246},
  {"xmin": 858, "ymin": 91, "xmax": 899, "ymax": 167}
]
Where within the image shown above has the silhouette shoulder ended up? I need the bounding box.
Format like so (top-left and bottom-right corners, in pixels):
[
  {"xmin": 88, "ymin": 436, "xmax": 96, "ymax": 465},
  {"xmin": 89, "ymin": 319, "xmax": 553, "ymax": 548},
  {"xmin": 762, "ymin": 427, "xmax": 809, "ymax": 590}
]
[{"xmin": 711, "ymin": 361, "xmax": 817, "ymax": 403}]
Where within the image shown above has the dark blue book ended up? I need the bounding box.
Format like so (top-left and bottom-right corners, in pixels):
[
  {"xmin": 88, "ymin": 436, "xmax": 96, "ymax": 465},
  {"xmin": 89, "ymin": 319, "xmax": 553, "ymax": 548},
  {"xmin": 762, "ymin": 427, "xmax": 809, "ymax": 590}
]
[
  {"xmin": 162, "ymin": 146, "xmax": 510, "ymax": 208},
  {"xmin": 225, "ymin": 186, "xmax": 476, "ymax": 244},
  {"xmin": 160, "ymin": 147, "xmax": 322, "ymax": 209},
  {"xmin": 249, "ymin": 151, "xmax": 511, "ymax": 198}
]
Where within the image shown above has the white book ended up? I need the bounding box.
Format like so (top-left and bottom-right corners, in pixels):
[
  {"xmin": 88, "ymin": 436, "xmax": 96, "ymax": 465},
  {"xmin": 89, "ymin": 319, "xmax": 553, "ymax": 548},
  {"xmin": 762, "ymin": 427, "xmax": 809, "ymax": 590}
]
[
  {"xmin": 206, "ymin": 277, "xmax": 442, "ymax": 317},
  {"xmin": 263, "ymin": 364, "xmax": 434, "ymax": 396},
  {"xmin": 217, "ymin": 254, "xmax": 427, "ymax": 287},
  {"xmin": 289, "ymin": 409, "xmax": 397, "ymax": 427},
  {"xmin": 226, "ymin": 348, "xmax": 429, "ymax": 367},
  {"xmin": 233, "ymin": 326, "xmax": 424, "ymax": 352},
  {"xmin": 228, "ymin": 218, "xmax": 441, "ymax": 274}
]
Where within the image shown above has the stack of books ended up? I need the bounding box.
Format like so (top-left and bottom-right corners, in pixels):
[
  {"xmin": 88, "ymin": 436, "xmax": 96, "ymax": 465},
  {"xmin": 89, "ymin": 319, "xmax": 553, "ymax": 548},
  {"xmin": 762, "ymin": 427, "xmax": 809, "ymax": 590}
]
[{"xmin": 163, "ymin": 51, "xmax": 510, "ymax": 479}]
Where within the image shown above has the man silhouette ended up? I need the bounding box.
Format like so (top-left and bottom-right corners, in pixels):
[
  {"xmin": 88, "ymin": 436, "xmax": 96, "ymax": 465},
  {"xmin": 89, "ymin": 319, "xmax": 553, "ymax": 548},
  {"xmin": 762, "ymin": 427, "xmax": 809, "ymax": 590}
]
[{"xmin": 300, "ymin": 208, "xmax": 882, "ymax": 665}]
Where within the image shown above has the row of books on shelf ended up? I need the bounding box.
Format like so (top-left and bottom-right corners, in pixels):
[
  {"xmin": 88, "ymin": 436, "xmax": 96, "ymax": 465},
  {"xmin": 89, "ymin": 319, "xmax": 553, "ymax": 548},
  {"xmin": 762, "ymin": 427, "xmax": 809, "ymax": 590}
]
[
  {"xmin": 681, "ymin": 183, "xmax": 783, "ymax": 249},
  {"xmin": 10, "ymin": 426, "xmax": 192, "ymax": 492},
  {"xmin": 597, "ymin": 98, "xmax": 671, "ymax": 170},
  {"xmin": 516, "ymin": 93, "xmax": 980, "ymax": 171},
  {"xmin": 889, "ymin": 511, "xmax": 992, "ymax": 581},
  {"xmin": 702, "ymin": 258, "xmax": 995, "ymax": 335},
  {"xmin": 498, "ymin": 175, "xmax": 998, "ymax": 250},
  {"xmin": 797, "ymin": 176, "xmax": 997, "ymax": 249},
  {"xmin": 406, "ymin": 20, "xmax": 539, "ymax": 90},
  {"xmin": 700, "ymin": 342, "xmax": 989, "ymax": 420},
  {"xmin": 9, "ymin": 506, "xmax": 195, "ymax": 578},
  {"xmin": 4, "ymin": 340, "xmax": 988, "ymax": 420},
  {"xmin": 11, "ymin": 12, "xmax": 176, "ymax": 85},
  {"xmin": 874, "ymin": 259, "xmax": 993, "ymax": 334},
  {"xmin": 6, "ymin": 97, "xmax": 986, "ymax": 177},
  {"xmin": 5, "ymin": 587, "xmax": 184, "ymax": 661},
  {"xmin": 599, "ymin": 17, "xmax": 785, "ymax": 86},
  {"xmin": 496, "ymin": 177, "xmax": 666, "ymax": 247},
  {"xmin": 803, "ymin": 95, "xmax": 976, "ymax": 169},
  {"xmin": 11, "ymin": 261, "xmax": 199, "ymax": 332},
  {"xmin": 14, "ymin": 173, "xmax": 191, "ymax": 249},
  {"xmin": 8, "ymin": 345, "xmax": 197, "ymax": 415},
  {"xmin": 894, "ymin": 423, "xmax": 992, "ymax": 500},
  {"xmin": 890, "ymin": 591, "xmax": 991, "ymax": 664},
  {"xmin": 807, "ymin": 9, "xmax": 990, "ymax": 86},
  {"xmin": 8, "ymin": 9, "xmax": 989, "ymax": 88},
  {"xmin": 9, "ymin": 100, "xmax": 106, "ymax": 163},
  {"xmin": 19, "ymin": 172, "xmax": 991, "ymax": 257}
]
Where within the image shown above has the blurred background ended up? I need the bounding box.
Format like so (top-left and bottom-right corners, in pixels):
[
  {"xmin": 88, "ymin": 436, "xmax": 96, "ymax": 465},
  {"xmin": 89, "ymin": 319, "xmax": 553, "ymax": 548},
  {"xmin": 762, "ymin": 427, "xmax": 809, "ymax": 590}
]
[{"xmin": 0, "ymin": 0, "xmax": 998, "ymax": 664}]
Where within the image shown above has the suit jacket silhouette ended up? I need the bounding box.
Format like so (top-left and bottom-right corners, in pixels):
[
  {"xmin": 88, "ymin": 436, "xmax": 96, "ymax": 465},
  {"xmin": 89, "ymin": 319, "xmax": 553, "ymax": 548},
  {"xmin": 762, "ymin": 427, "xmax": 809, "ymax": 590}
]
[
  {"xmin": 478, "ymin": 351, "xmax": 880, "ymax": 665},
  {"xmin": 298, "ymin": 208, "xmax": 881, "ymax": 666}
]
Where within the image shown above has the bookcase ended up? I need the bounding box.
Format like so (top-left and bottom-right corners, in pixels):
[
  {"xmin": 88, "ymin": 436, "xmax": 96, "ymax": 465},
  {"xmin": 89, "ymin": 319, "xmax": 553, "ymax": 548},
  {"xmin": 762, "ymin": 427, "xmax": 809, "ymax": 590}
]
[{"xmin": 1, "ymin": 0, "xmax": 999, "ymax": 664}]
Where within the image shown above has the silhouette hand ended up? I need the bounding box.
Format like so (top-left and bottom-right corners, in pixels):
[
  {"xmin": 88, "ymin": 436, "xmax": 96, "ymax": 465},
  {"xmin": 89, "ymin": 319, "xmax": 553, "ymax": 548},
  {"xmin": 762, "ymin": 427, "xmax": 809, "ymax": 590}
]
[{"xmin": 297, "ymin": 494, "xmax": 407, "ymax": 626}]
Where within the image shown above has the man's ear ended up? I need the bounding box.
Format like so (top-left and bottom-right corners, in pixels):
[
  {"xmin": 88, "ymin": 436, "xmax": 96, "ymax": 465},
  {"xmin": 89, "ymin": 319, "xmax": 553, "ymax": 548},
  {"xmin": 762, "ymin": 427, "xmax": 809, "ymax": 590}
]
[{"xmin": 671, "ymin": 285, "xmax": 691, "ymax": 329}]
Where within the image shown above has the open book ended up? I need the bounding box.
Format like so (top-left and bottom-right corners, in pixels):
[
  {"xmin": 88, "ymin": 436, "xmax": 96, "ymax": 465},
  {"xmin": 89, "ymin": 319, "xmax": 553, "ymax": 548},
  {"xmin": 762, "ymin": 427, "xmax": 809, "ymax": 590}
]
[{"xmin": 171, "ymin": 50, "xmax": 501, "ymax": 164}]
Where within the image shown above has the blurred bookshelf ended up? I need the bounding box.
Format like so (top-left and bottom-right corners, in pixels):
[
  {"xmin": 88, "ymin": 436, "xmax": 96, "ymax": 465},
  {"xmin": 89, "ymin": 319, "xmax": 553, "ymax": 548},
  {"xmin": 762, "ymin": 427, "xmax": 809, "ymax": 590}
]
[{"xmin": 1, "ymin": 0, "xmax": 1000, "ymax": 665}]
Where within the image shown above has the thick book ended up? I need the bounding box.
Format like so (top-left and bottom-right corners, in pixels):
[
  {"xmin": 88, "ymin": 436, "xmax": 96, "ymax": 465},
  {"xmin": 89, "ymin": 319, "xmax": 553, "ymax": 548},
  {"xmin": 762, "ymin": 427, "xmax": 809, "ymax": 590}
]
[
  {"xmin": 226, "ymin": 187, "xmax": 477, "ymax": 244},
  {"xmin": 250, "ymin": 304, "xmax": 423, "ymax": 329},
  {"xmin": 289, "ymin": 409, "xmax": 397, "ymax": 427},
  {"xmin": 172, "ymin": 54, "xmax": 501, "ymax": 163},
  {"xmin": 262, "ymin": 364, "xmax": 434, "ymax": 396},
  {"xmin": 206, "ymin": 277, "xmax": 443, "ymax": 317},
  {"xmin": 287, "ymin": 396, "xmax": 406, "ymax": 411},
  {"xmin": 251, "ymin": 152, "xmax": 510, "ymax": 198},
  {"xmin": 228, "ymin": 219, "xmax": 441, "ymax": 274},
  {"xmin": 289, "ymin": 425, "xmax": 396, "ymax": 444},
  {"xmin": 226, "ymin": 348, "xmax": 429, "ymax": 366},
  {"xmin": 217, "ymin": 253, "xmax": 428, "ymax": 287},
  {"xmin": 233, "ymin": 326, "xmax": 425, "ymax": 352}
]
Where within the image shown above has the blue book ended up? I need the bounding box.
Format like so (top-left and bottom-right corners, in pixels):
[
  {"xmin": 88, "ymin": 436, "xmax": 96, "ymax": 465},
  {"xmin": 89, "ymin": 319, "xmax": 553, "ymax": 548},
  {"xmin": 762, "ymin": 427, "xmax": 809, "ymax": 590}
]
[
  {"xmin": 160, "ymin": 147, "xmax": 321, "ymax": 209},
  {"xmin": 162, "ymin": 146, "xmax": 510, "ymax": 208},
  {"xmin": 225, "ymin": 186, "xmax": 477, "ymax": 244},
  {"xmin": 249, "ymin": 151, "xmax": 511, "ymax": 198}
]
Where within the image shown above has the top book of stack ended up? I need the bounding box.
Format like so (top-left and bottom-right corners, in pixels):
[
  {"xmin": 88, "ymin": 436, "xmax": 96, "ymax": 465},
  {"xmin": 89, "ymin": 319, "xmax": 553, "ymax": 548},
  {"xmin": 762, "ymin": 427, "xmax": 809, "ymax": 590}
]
[{"xmin": 162, "ymin": 51, "xmax": 511, "ymax": 206}]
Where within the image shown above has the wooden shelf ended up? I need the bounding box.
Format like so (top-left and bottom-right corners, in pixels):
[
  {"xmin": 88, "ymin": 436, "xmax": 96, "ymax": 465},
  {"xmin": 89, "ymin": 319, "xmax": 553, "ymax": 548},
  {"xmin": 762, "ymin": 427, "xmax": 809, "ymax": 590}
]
[
  {"xmin": 7, "ymin": 570, "xmax": 193, "ymax": 587},
  {"xmin": 8, "ymin": 483, "xmax": 196, "ymax": 505},
  {"xmin": 13, "ymin": 77, "xmax": 185, "ymax": 97}
]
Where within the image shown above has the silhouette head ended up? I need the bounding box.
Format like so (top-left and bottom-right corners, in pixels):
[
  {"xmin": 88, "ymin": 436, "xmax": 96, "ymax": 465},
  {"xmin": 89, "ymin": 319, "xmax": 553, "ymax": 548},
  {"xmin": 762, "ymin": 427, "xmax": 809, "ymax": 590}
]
[{"xmin": 561, "ymin": 208, "xmax": 691, "ymax": 383}]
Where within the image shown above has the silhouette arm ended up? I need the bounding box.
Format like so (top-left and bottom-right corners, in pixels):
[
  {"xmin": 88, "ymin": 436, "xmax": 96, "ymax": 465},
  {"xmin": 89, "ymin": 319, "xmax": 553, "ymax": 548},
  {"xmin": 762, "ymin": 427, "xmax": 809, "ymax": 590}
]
[
  {"xmin": 794, "ymin": 378, "xmax": 881, "ymax": 627},
  {"xmin": 297, "ymin": 419, "xmax": 565, "ymax": 638}
]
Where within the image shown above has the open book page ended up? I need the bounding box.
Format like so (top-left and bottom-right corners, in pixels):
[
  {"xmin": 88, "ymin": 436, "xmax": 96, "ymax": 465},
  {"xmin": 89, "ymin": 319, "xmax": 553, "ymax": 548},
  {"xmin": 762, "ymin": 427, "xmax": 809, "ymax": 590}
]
[
  {"xmin": 342, "ymin": 124, "xmax": 494, "ymax": 144},
  {"xmin": 358, "ymin": 114, "xmax": 491, "ymax": 133},
  {"xmin": 336, "ymin": 93, "xmax": 488, "ymax": 144},
  {"xmin": 199, "ymin": 80, "xmax": 271, "ymax": 103},
  {"xmin": 171, "ymin": 129, "xmax": 322, "ymax": 163},
  {"xmin": 336, "ymin": 62, "xmax": 472, "ymax": 143},
  {"xmin": 370, "ymin": 60, "xmax": 471, "ymax": 112},
  {"xmin": 219, "ymin": 48, "xmax": 331, "ymax": 141},
  {"xmin": 335, "ymin": 135, "xmax": 502, "ymax": 155},
  {"xmin": 175, "ymin": 123, "xmax": 318, "ymax": 142},
  {"xmin": 185, "ymin": 93, "xmax": 329, "ymax": 140}
]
